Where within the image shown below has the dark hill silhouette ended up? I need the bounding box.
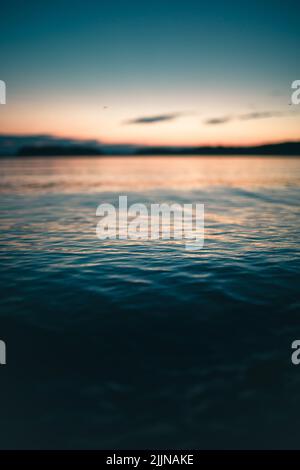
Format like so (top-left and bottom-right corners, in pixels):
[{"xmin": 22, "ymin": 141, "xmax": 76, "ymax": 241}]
[
  {"xmin": 11, "ymin": 140, "xmax": 300, "ymax": 157},
  {"xmin": 18, "ymin": 145, "xmax": 102, "ymax": 156},
  {"xmin": 136, "ymin": 142, "xmax": 300, "ymax": 156}
]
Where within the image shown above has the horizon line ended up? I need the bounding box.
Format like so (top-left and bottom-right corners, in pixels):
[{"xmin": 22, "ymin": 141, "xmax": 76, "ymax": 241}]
[{"xmin": 1, "ymin": 133, "xmax": 300, "ymax": 150}]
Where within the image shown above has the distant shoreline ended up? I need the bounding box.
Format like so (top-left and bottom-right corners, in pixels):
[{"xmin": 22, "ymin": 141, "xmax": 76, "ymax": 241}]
[
  {"xmin": 1, "ymin": 154, "xmax": 300, "ymax": 158},
  {"xmin": 1, "ymin": 140, "xmax": 300, "ymax": 158}
]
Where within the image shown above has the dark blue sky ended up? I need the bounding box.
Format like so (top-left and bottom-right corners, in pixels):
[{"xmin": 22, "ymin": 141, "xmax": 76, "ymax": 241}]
[{"xmin": 0, "ymin": 0, "xmax": 299, "ymax": 145}]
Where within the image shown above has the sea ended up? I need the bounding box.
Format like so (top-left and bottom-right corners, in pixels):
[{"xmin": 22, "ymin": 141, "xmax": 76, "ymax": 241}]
[{"xmin": 0, "ymin": 156, "xmax": 299, "ymax": 449}]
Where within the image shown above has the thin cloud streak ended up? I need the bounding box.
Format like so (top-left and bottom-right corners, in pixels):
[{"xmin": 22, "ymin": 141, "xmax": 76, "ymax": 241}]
[
  {"xmin": 204, "ymin": 110, "xmax": 296, "ymax": 125},
  {"xmin": 239, "ymin": 111, "xmax": 283, "ymax": 120},
  {"xmin": 124, "ymin": 112, "xmax": 184, "ymax": 125},
  {"xmin": 204, "ymin": 116, "xmax": 232, "ymax": 125}
]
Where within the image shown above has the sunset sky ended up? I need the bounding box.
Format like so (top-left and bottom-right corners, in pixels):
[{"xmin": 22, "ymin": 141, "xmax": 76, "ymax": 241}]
[{"xmin": 0, "ymin": 0, "xmax": 299, "ymax": 147}]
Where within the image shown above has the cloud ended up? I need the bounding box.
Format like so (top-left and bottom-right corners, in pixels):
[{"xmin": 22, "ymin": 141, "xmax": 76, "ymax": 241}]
[
  {"xmin": 204, "ymin": 116, "xmax": 232, "ymax": 125},
  {"xmin": 204, "ymin": 110, "xmax": 293, "ymax": 125},
  {"xmin": 239, "ymin": 111, "xmax": 282, "ymax": 120},
  {"xmin": 124, "ymin": 112, "xmax": 183, "ymax": 125}
]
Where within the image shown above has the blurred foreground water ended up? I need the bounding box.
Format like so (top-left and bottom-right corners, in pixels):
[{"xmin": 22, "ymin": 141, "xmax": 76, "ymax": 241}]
[{"xmin": 0, "ymin": 156, "xmax": 300, "ymax": 449}]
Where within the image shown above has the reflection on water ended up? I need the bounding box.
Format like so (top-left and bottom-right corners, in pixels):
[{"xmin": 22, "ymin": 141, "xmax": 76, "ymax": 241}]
[
  {"xmin": 1, "ymin": 156, "xmax": 300, "ymax": 193},
  {"xmin": 0, "ymin": 156, "xmax": 300, "ymax": 449}
]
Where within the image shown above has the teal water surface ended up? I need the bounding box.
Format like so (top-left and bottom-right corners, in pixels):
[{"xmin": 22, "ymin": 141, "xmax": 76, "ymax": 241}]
[{"xmin": 0, "ymin": 156, "xmax": 300, "ymax": 449}]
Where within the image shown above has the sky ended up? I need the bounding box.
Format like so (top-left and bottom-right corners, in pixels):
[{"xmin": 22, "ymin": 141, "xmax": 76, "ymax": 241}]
[{"xmin": 0, "ymin": 0, "xmax": 299, "ymax": 147}]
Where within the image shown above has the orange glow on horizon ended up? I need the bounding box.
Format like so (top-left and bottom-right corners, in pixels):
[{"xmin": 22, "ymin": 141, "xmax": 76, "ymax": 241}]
[{"xmin": 1, "ymin": 94, "xmax": 300, "ymax": 147}]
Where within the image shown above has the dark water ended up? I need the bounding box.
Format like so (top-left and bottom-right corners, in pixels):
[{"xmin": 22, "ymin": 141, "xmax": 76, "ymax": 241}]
[{"xmin": 0, "ymin": 156, "xmax": 300, "ymax": 449}]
